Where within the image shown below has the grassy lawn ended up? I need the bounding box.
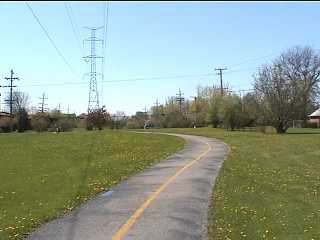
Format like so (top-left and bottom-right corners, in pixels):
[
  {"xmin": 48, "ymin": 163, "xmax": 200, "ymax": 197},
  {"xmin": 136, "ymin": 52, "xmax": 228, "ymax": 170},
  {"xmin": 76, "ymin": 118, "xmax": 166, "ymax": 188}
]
[
  {"xmin": 146, "ymin": 128, "xmax": 320, "ymax": 240},
  {"xmin": 0, "ymin": 130, "xmax": 185, "ymax": 240}
]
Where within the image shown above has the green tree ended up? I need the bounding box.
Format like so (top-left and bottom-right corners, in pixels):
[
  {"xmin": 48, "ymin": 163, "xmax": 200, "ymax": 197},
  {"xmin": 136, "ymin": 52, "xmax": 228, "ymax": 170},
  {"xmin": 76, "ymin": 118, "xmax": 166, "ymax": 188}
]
[
  {"xmin": 14, "ymin": 108, "xmax": 29, "ymax": 132},
  {"xmin": 220, "ymin": 94, "xmax": 242, "ymax": 131},
  {"xmin": 86, "ymin": 106, "xmax": 111, "ymax": 130},
  {"xmin": 207, "ymin": 95, "xmax": 223, "ymax": 128},
  {"xmin": 254, "ymin": 46, "xmax": 320, "ymax": 133},
  {"xmin": 240, "ymin": 93, "xmax": 260, "ymax": 127},
  {"xmin": 31, "ymin": 113, "xmax": 50, "ymax": 132},
  {"xmin": 276, "ymin": 46, "xmax": 320, "ymax": 125},
  {"xmin": 163, "ymin": 111, "xmax": 192, "ymax": 128}
]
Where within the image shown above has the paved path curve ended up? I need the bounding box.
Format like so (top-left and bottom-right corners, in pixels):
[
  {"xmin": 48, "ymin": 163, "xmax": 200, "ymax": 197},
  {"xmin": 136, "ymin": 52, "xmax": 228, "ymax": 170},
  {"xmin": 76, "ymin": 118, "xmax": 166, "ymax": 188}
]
[{"xmin": 28, "ymin": 133, "xmax": 229, "ymax": 240}]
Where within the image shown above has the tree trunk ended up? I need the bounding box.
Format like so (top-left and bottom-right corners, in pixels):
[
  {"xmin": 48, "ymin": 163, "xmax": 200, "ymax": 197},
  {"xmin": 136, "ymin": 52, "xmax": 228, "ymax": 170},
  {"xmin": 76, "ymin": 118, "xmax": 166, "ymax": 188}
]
[
  {"xmin": 275, "ymin": 122, "xmax": 287, "ymax": 134},
  {"xmin": 302, "ymin": 97, "xmax": 308, "ymax": 127}
]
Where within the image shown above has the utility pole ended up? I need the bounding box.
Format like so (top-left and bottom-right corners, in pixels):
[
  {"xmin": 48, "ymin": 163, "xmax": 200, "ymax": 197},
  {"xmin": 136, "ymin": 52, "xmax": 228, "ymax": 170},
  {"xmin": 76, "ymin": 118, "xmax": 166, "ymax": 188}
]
[
  {"xmin": 83, "ymin": 27, "xmax": 104, "ymax": 114},
  {"xmin": 215, "ymin": 68, "xmax": 227, "ymax": 96},
  {"xmin": 0, "ymin": 79, "xmax": 2, "ymax": 112},
  {"xmin": 143, "ymin": 106, "xmax": 148, "ymax": 129},
  {"xmin": 38, "ymin": 92, "xmax": 48, "ymax": 113},
  {"xmin": 238, "ymin": 89, "xmax": 254, "ymax": 112},
  {"xmin": 58, "ymin": 103, "xmax": 61, "ymax": 113},
  {"xmin": 238, "ymin": 90, "xmax": 244, "ymax": 112},
  {"xmin": 190, "ymin": 96, "xmax": 198, "ymax": 127},
  {"xmin": 0, "ymin": 93, "xmax": 1, "ymax": 112},
  {"xmin": 143, "ymin": 106, "xmax": 147, "ymax": 121},
  {"xmin": 154, "ymin": 99, "xmax": 160, "ymax": 115},
  {"xmin": 175, "ymin": 88, "xmax": 185, "ymax": 113},
  {"xmin": 154, "ymin": 99, "xmax": 159, "ymax": 110},
  {"xmin": 2, "ymin": 70, "xmax": 19, "ymax": 118}
]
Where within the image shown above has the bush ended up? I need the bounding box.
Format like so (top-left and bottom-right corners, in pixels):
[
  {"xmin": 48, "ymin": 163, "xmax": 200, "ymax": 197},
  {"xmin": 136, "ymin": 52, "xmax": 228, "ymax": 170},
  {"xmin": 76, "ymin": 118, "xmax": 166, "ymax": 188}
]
[
  {"xmin": 14, "ymin": 108, "xmax": 29, "ymax": 132},
  {"xmin": 126, "ymin": 118, "xmax": 144, "ymax": 129},
  {"xmin": 86, "ymin": 107, "xmax": 111, "ymax": 130},
  {"xmin": 86, "ymin": 123, "xmax": 93, "ymax": 131},
  {"xmin": 31, "ymin": 111, "xmax": 77, "ymax": 133},
  {"xmin": 32, "ymin": 118, "xmax": 49, "ymax": 132},
  {"xmin": 256, "ymin": 125, "xmax": 267, "ymax": 133},
  {"xmin": 219, "ymin": 95, "xmax": 242, "ymax": 131},
  {"xmin": 0, "ymin": 117, "xmax": 12, "ymax": 133},
  {"xmin": 111, "ymin": 118, "xmax": 128, "ymax": 129},
  {"xmin": 57, "ymin": 118, "xmax": 74, "ymax": 132},
  {"xmin": 162, "ymin": 111, "xmax": 192, "ymax": 128},
  {"xmin": 256, "ymin": 125, "xmax": 276, "ymax": 134},
  {"xmin": 31, "ymin": 113, "xmax": 50, "ymax": 132}
]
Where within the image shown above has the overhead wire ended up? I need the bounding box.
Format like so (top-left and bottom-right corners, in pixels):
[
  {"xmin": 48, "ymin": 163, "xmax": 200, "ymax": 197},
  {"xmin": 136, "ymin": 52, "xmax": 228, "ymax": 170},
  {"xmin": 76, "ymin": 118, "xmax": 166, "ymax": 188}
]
[
  {"xmin": 210, "ymin": 52, "xmax": 282, "ymax": 90},
  {"xmin": 24, "ymin": 2, "xmax": 283, "ymax": 102},
  {"xmin": 64, "ymin": 2, "xmax": 86, "ymax": 58},
  {"xmin": 225, "ymin": 67, "xmax": 260, "ymax": 74},
  {"xmin": 228, "ymin": 52, "xmax": 279, "ymax": 68},
  {"xmin": 68, "ymin": 3, "xmax": 83, "ymax": 45},
  {"xmin": 101, "ymin": 1, "xmax": 110, "ymax": 106},
  {"xmin": 25, "ymin": 2, "xmax": 78, "ymax": 76},
  {"xmin": 19, "ymin": 73, "xmax": 216, "ymax": 88}
]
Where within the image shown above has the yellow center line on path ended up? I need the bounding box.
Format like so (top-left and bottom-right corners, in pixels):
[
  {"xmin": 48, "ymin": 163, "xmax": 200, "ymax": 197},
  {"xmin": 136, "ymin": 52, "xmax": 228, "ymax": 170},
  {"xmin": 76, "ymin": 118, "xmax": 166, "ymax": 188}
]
[{"xmin": 112, "ymin": 140, "xmax": 212, "ymax": 240}]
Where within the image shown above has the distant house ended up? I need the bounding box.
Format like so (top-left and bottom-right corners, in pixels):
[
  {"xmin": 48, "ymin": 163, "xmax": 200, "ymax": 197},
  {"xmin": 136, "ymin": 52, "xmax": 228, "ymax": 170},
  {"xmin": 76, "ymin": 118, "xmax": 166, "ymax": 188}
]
[
  {"xmin": 0, "ymin": 111, "xmax": 10, "ymax": 118},
  {"xmin": 0, "ymin": 112, "xmax": 11, "ymax": 132},
  {"xmin": 308, "ymin": 108, "xmax": 320, "ymax": 127}
]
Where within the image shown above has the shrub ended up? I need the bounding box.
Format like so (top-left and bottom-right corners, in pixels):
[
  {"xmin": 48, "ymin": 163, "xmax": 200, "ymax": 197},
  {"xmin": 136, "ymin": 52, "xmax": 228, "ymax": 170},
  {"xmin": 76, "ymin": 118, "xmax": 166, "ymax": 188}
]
[
  {"xmin": 256, "ymin": 125, "xmax": 276, "ymax": 134},
  {"xmin": 86, "ymin": 107, "xmax": 111, "ymax": 130},
  {"xmin": 14, "ymin": 108, "xmax": 29, "ymax": 132},
  {"xmin": 32, "ymin": 118, "xmax": 49, "ymax": 132},
  {"xmin": 256, "ymin": 125, "xmax": 266, "ymax": 133},
  {"xmin": 31, "ymin": 113, "xmax": 50, "ymax": 132},
  {"xmin": 0, "ymin": 117, "xmax": 12, "ymax": 133},
  {"xmin": 57, "ymin": 118, "xmax": 74, "ymax": 132},
  {"xmin": 162, "ymin": 111, "xmax": 192, "ymax": 128},
  {"xmin": 126, "ymin": 117, "xmax": 144, "ymax": 129}
]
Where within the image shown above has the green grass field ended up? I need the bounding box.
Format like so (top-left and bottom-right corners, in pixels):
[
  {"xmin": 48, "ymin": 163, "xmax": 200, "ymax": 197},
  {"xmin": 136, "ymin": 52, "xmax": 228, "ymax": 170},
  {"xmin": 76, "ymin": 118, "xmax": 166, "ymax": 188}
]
[
  {"xmin": 147, "ymin": 128, "xmax": 320, "ymax": 240},
  {"xmin": 0, "ymin": 130, "xmax": 185, "ymax": 240}
]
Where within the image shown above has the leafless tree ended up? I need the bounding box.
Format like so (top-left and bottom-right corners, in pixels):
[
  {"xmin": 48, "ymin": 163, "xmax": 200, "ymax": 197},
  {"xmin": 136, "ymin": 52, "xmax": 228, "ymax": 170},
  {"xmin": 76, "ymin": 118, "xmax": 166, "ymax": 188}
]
[
  {"xmin": 277, "ymin": 46, "xmax": 320, "ymax": 124},
  {"xmin": 254, "ymin": 64, "xmax": 296, "ymax": 133},
  {"xmin": 254, "ymin": 46, "xmax": 320, "ymax": 133},
  {"xmin": 11, "ymin": 91, "xmax": 30, "ymax": 113}
]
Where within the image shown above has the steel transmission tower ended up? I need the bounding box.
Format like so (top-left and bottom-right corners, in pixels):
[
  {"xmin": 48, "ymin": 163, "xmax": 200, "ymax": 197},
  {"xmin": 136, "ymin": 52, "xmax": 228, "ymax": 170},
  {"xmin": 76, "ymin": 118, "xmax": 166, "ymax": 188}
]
[{"xmin": 83, "ymin": 27, "xmax": 104, "ymax": 113}]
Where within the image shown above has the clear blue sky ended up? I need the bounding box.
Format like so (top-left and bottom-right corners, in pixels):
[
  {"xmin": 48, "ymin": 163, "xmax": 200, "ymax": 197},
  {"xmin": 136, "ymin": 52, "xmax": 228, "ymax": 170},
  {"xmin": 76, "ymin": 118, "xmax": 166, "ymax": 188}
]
[{"xmin": 0, "ymin": 1, "xmax": 319, "ymax": 115}]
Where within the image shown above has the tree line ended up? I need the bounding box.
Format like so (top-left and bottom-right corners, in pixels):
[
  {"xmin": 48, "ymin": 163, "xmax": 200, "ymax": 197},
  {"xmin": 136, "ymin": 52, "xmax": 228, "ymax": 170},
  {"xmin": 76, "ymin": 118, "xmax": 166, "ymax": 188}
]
[
  {"xmin": 127, "ymin": 46, "xmax": 320, "ymax": 134},
  {"xmin": 0, "ymin": 45, "xmax": 319, "ymax": 134}
]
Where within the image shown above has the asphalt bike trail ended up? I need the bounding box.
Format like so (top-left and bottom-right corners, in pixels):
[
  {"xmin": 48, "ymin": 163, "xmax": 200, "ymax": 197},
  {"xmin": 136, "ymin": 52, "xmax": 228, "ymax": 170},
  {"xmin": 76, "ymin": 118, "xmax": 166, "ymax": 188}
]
[{"xmin": 28, "ymin": 133, "xmax": 230, "ymax": 240}]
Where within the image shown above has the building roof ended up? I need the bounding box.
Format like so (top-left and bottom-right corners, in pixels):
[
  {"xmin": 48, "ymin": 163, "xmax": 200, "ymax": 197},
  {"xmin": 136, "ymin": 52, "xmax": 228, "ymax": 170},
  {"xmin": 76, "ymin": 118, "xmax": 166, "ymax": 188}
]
[
  {"xmin": 0, "ymin": 112, "xmax": 10, "ymax": 117},
  {"xmin": 309, "ymin": 108, "xmax": 320, "ymax": 117}
]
